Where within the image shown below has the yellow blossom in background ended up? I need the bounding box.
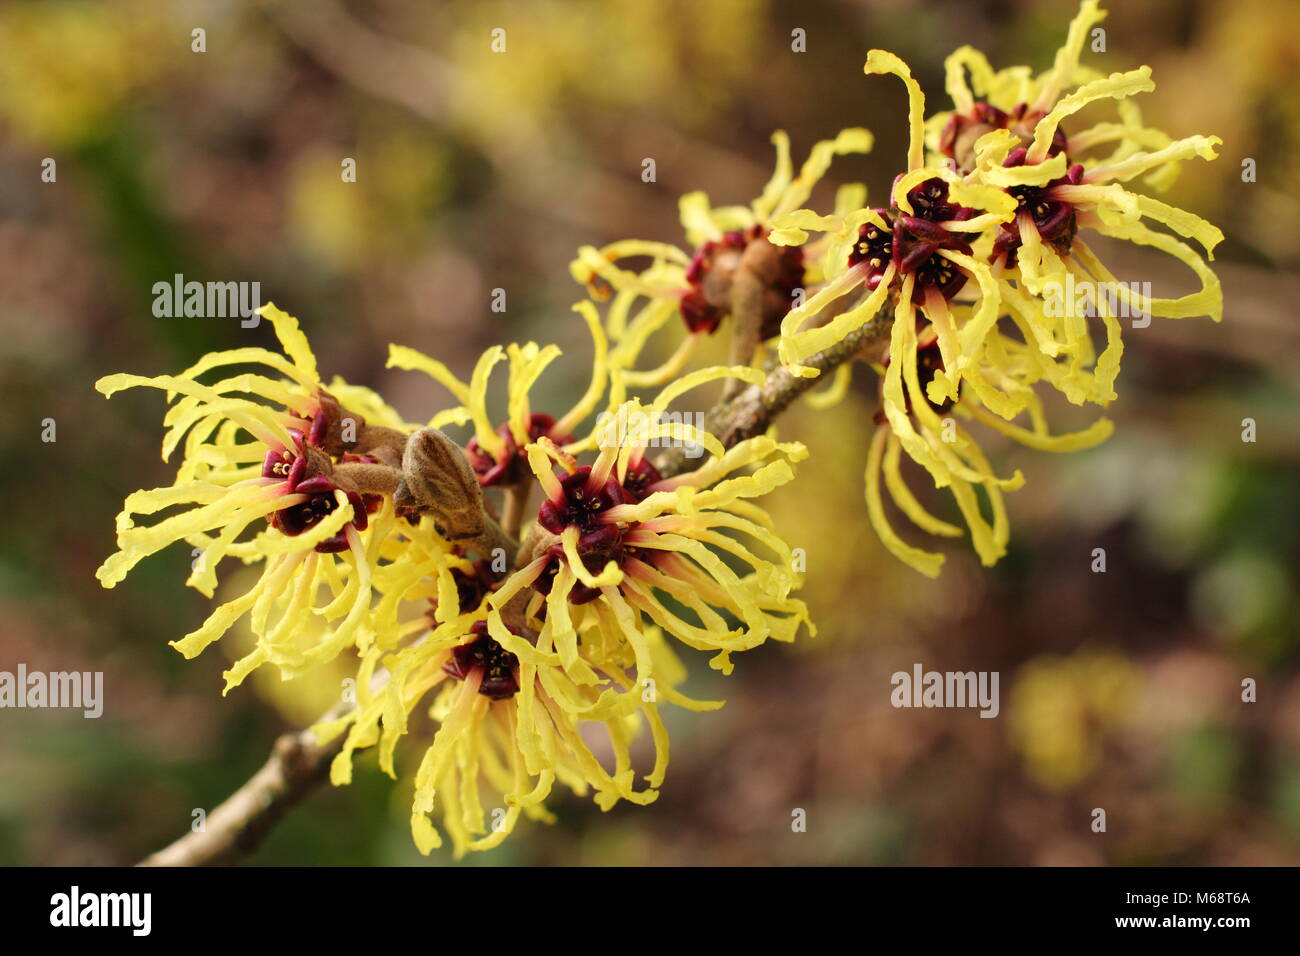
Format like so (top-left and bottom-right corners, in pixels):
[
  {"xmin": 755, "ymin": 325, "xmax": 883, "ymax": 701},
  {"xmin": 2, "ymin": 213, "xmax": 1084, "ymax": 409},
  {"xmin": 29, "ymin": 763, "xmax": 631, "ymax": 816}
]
[
  {"xmin": 1009, "ymin": 649, "xmax": 1139, "ymax": 790},
  {"xmin": 0, "ymin": 0, "xmax": 170, "ymax": 146},
  {"xmin": 445, "ymin": 0, "xmax": 764, "ymax": 139},
  {"xmin": 289, "ymin": 151, "xmax": 371, "ymax": 268}
]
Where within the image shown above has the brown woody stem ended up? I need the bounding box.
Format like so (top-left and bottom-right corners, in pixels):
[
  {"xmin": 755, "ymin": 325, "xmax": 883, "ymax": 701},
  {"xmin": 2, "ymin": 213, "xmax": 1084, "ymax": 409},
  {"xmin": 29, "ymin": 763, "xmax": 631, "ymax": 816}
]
[
  {"xmin": 657, "ymin": 309, "xmax": 891, "ymax": 476},
  {"xmin": 138, "ymin": 705, "xmax": 349, "ymax": 866}
]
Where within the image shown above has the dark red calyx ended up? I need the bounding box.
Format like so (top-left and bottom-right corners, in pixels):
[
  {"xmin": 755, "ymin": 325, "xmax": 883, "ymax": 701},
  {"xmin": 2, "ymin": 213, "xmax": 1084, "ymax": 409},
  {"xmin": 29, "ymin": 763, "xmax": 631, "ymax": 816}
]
[
  {"xmin": 619, "ymin": 457, "xmax": 662, "ymax": 501},
  {"xmin": 535, "ymin": 457, "xmax": 660, "ymax": 537},
  {"xmin": 467, "ymin": 413, "xmax": 570, "ymax": 488},
  {"xmin": 891, "ymin": 179, "xmax": 973, "ymax": 302},
  {"xmin": 680, "ymin": 230, "xmax": 747, "ymax": 334},
  {"xmin": 992, "ymin": 158, "xmax": 1084, "ymax": 267},
  {"xmin": 294, "ymin": 391, "xmax": 362, "ymax": 457},
  {"xmin": 939, "ymin": 102, "xmax": 1010, "ymax": 167},
  {"xmin": 536, "ymin": 466, "xmax": 632, "ymax": 535},
  {"xmin": 915, "ymin": 338, "xmax": 955, "ymax": 415},
  {"xmin": 262, "ymin": 432, "xmax": 307, "ymax": 487},
  {"xmin": 443, "ymin": 621, "xmax": 520, "ymax": 699},
  {"xmin": 684, "ymin": 230, "xmax": 748, "ymax": 284},
  {"xmin": 533, "ymin": 531, "xmax": 636, "ymax": 605},
  {"xmin": 532, "ymin": 459, "xmax": 661, "ymax": 605},
  {"xmin": 1006, "ymin": 103, "xmax": 1069, "ymax": 158},
  {"xmin": 848, "ymin": 212, "xmax": 895, "ymax": 290},
  {"xmin": 271, "ymin": 470, "xmax": 369, "ymax": 552},
  {"xmin": 430, "ymin": 557, "xmax": 501, "ymax": 620}
]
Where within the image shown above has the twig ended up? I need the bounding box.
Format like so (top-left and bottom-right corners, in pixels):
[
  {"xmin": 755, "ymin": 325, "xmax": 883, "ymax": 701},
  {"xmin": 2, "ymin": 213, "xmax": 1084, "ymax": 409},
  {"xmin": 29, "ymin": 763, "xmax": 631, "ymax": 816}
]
[
  {"xmin": 500, "ymin": 482, "xmax": 533, "ymax": 541},
  {"xmin": 138, "ymin": 704, "xmax": 348, "ymax": 866},
  {"xmin": 657, "ymin": 311, "xmax": 891, "ymax": 476}
]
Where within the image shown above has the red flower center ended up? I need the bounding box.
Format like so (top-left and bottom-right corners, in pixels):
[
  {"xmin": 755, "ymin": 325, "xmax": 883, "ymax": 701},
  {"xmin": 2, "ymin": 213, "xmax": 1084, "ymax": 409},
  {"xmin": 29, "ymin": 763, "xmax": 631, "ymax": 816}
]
[
  {"xmin": 534, "ymin": 459, "xmax": 661, "ymax": 604},
  {"xmin": 849, "ymin": 179, "xmax": 975, "ymax": 303},
  {"xmin": 680, "ymin": 225, "xmax": 804, "ymax": 337},
  {"xmin": 444, "ymin": 622, "xmax": 520, "ymax": 700},
  {"xmin": 875, "ymin": 336, "xmax": 953, "ymax": 424},
  {"xmin": 940, "ymin": 101, "xmax": 1068, "ymax": 171},
  {"xmin": 264, "ymin": 439, "xmax": 378, "ymax": 553},
  {"xmin": 467, "ymin": 413, "xmax": 572, "ymax": 488},
  {"xmin": 992, "ymin": 150, "xmax": 1085, "ymax": 267}
]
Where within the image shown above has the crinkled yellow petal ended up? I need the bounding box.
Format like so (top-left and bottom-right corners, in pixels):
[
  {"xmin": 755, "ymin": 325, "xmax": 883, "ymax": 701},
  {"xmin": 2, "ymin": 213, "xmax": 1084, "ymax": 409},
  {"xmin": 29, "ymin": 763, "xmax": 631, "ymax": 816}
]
[
  {"xmin": 865, "ymin": 49, "xmax": 926, "ymax": 171},
  {"xmin": 1029, "ymin": 67, "xmax": 1155, "ymax": 163},
  {"xmin": 257, "ymin": 302, "xmax": 320, "ymax": 386},
  {"xmin": 1034, "ymin": 0, "xmax": 1107, "ymax": 110},
  {"xmin": 865, "ymin": 429, "xmax": 946, "ymax": 578}
]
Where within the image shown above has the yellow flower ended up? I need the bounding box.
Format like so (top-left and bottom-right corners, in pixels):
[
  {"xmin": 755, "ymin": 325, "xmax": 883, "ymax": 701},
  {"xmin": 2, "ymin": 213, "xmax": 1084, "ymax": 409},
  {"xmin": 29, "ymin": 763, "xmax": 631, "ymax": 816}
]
[
  {"xmin": 0, "ymin": 1, "xmax": 170, "ymax": 147},
  {"xmin": 570, "ymin": 129, "xmax": 873, "ymax": 385},
  {"xmin": 772, "ymin": 51, "xmax": 1018, "ymax": 406},
  {"xmin": 316, "ymin": 402, "xmax": 738, "ymax": 855},
  {"xmin": 323, "ymin": 598, "xmax": 720, "ymax": 856},
  {"xmin": 485, "ymin": 367, "xmax": 813, "ymax": 678},
  {"xmin": 386, "ymin": 302, "xmax": 611, "ymax": 485},
  {"xmin": 937, "ymin": 0, "xmax": 1224, "ymax": 407},
  {"xmin": 1008, "ymin": 649, "xmax": 1138, "ymax": 790},
  {"xmin": 95, "ymin": 304, "xmax": 427, "ymax": 687},
  {"xmin": 770, "ymin": 1, "xmax": 1224, "ymax": 577},
  {"xmin": 99, "ymin": 309, "xmax": 806, "ymax": 857},
  {"xmin": 317, "ymin": 365, "xmax": 812, "ymax": 857},
  {"xmin": 865, "ymin": 309, "xmax": 1113, "ymax": 577}
]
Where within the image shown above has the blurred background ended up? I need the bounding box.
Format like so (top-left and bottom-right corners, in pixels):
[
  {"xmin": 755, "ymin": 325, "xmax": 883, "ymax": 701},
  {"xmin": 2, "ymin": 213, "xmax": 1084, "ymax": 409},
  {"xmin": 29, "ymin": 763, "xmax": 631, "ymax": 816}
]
[{"xmin": 1, "ymin": 0, "xmax": 1298, "ymax": 865}]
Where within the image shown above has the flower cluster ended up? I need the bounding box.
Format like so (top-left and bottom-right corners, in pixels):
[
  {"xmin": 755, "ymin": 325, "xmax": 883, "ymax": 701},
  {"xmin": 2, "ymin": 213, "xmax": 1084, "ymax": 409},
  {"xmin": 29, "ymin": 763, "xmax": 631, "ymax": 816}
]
[
  {"xmin": 99, "ymin": 304, "xmax": 811, "ymax": 857},
  {"xmin": 323, "ymin": 357, "xmax": 811, "ymax": 855},
  {"xmin": 97, "ymin": 0, "xmax": 1223, "ymax": 860},
  {"xmin": 764, "ymin": 0, "xmax": 1223, "ymax": 576}
]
